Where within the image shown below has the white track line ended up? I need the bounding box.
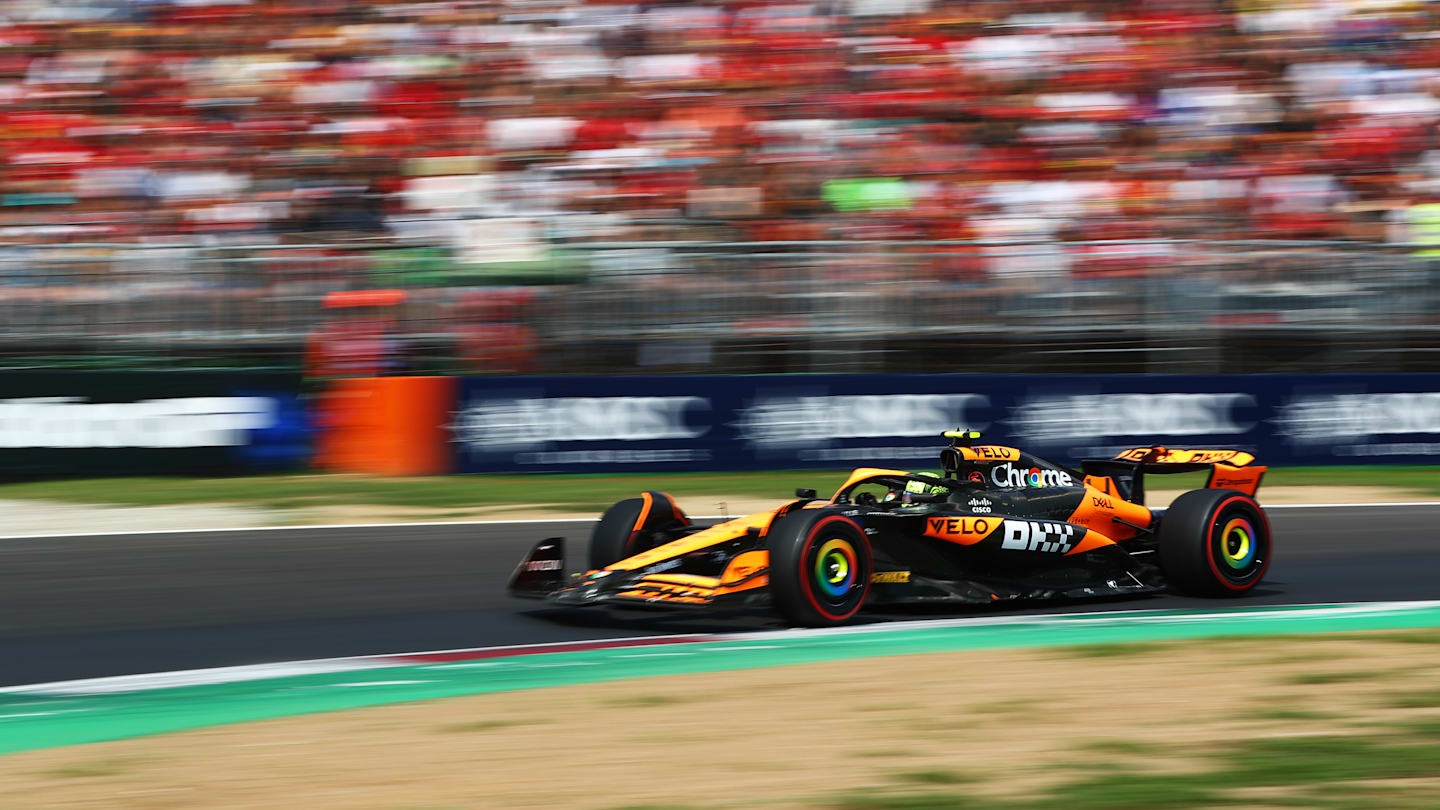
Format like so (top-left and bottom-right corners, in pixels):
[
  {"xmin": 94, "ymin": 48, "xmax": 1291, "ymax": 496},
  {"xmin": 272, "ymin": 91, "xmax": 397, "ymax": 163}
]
[
  {"xmin": 0, "ymin": 661, "xmax": 382, "ymax": 695},
  {"xmin": 0, "ymin": 634, "xmax": 716, "ymax": 694},
  {"xmin": 8, "ymin": 599, "xmax": 1440, "ymax": 696},
  {"xmin": 3, "ymin": 502, "xmax": 1439, "ymax": 540}
]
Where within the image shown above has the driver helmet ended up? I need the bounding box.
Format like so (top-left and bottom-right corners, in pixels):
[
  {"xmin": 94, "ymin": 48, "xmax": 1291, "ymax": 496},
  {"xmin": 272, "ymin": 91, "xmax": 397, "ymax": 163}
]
[{"xmin": 882, "ymin": 475, "xmax": 950, "ymax": 504}]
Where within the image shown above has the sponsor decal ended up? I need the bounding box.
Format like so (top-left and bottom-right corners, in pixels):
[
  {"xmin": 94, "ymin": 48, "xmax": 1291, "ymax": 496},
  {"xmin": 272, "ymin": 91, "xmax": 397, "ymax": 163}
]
[
  {"xmin": 1011, "ymin": 393, "xmax": 1256, "ymax": 441},
  {"xmin": 0, "ymin": 396, "xmax": 275, "ymax": 448},
  {"xmin": 1275, "ymin": 393, "xmax": 1440, "ymax": 445},
  {"xmin": 1090, "ymin": 494, "xmax": 1115, "ymax": 510},
  {"xmin": 1208, "ymin": 464, "xmax": 1263, "ymax": 494},
  {"xmin": 455, "ymin": 396, "xmax": 710, "ymax": 450},
  {"xmin": 735, "ymin": 393, "xmax": 989, "ymax": 448},
  {"xmin": 968, "ymin": 471, "xmax": 984, "ymax": 483},
  {"xmin": 991, "ymin": 462, "xmax": 1073, "ymax": 488},
  {"xmin": 1115, "ymin": 448, "xmax": 1244, "ymax": 464},
  {"xmin": 970, "ymin": 445, "xmax": 1018, "ymax": 460},
  {"xmin": 646, "ymin": 558, "xmax": 682, "ymax": 573},
  {"xmin": 924, "ymin": 516, "xmax": 994, "ymax": 544},
  {"xmin": 514, "ymin": 449, "xmax": 710, "ymax": 465},
  {"xmin": 870, "ymin": 571, "xmax": 911, "ymax": 584},
  {"xmin": 1001, "ymin": 521, "xmax": 1078, "ymax": 553},
  {"xmin": 967, "ymin": 497, "xmax": 993, "ymax": 514},
  {"xmin": 523, "ymin": 559, "xmax": 563, "ymax": 572}
]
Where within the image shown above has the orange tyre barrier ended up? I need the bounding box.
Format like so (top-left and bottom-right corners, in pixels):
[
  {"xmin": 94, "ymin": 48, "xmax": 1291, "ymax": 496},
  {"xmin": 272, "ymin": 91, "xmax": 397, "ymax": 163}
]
[{"xmin": 314, "ymin": 377, "xmax": 455, "ymax": 476}]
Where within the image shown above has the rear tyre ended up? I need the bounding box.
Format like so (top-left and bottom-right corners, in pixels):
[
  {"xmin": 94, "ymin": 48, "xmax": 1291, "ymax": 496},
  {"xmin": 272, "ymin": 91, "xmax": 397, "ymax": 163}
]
[
  {"xmin": 587, "ymin": 492, "xmax": 688, "ymax": 570},
  {"xmin": 1158, "ymin": 489, "xmax": 1271, "ymax": 597},
  {"xmin": 768, "ymin": 513, "xmax": 873, "ymax": 626}
]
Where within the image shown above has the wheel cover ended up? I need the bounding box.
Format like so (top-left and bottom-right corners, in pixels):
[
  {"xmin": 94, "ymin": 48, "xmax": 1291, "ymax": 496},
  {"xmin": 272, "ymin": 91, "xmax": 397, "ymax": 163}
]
[
  {"xmin": 1219, "ymin": 517, "xmax": 1256, "ymax": 570},
  {"xmin": 1210, "ymin": 505, "xmax": 1267, "ymax": 586},
  {"xmin": 813, "ymin": 537, "xmax": 859, "ymax": 599}
]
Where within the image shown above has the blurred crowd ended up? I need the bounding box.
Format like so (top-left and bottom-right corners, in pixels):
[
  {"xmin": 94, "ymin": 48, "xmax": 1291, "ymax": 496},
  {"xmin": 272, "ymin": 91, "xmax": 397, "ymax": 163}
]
[{"xmin": 4, "ymin": 0, "xmax": 1440, "ymax": 254}]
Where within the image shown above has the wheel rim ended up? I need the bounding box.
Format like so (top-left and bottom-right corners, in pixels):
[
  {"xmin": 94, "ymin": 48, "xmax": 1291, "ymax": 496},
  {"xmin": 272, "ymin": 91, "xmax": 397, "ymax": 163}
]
[
  {"xmin": 1220, "ymin": 517, "xmax": 1256, "ymax": 569},
  {"xmin": 1212, "ymin": 509, "xmax": 1265, "ymax": 584},
  {"xmin": 813, "ymin": 537, "xmax": 859, "ymax": 600}
]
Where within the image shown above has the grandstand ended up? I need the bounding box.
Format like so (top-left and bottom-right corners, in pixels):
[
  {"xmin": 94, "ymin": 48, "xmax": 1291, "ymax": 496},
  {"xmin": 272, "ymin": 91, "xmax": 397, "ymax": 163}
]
[{"xmin": 1, "ymin": 0, "xmax": 1438, "ymax": 372}]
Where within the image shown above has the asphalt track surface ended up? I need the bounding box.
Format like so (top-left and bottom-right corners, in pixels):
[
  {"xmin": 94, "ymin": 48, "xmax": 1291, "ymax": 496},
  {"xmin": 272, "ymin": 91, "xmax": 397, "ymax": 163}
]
[{"xmin": 2, "ymin": 505, "xmax": 1438, "ymax": 687}]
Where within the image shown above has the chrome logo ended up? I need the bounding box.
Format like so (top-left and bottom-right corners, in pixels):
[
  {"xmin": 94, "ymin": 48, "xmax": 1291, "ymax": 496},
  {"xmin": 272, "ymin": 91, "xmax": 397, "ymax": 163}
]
[{"xmin": 991, "ymin": 462, "xmax": 1073, "ymax": 489}]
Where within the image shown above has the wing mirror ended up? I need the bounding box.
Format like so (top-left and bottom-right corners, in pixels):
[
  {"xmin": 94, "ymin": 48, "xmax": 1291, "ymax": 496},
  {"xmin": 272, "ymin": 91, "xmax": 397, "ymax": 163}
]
[{"xmin": 795, "ymin": 488, "xmax": 817, "ymax": 499}]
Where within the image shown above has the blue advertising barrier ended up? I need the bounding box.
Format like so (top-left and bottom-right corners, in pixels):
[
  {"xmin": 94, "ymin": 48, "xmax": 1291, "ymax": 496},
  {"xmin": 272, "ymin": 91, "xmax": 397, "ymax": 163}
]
[
  {"xmin": 0, "ymin": 372, "xmax": 312, "ymax": 478},
  {"xmin": 453, "ymin": 374, "xmax": 1440, "ymax": 473}
]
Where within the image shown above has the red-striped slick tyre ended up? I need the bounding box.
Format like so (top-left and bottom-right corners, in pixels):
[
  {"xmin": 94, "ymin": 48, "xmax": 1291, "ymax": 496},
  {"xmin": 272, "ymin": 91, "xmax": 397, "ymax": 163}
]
[
  {"xmin": 587, "ymin": 492, "xmax": 688, "ymax": 570},
  {"xmin": 1158, "ymin": 489, "xmax": 1272, "ymax": 597},
  {"xmin": 768, "ymin": 512, "xmax": 873, "ymax": 626}
]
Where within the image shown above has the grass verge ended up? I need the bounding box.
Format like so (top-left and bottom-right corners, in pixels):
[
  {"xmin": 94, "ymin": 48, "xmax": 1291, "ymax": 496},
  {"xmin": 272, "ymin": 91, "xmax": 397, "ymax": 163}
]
[
  {"xmin": 827, "ymin": 729, "xmax": 1440, "ymax": 810},
  {"xmin": 0, "ymin": 466, "xmax": 1434, "ymax": 511}
]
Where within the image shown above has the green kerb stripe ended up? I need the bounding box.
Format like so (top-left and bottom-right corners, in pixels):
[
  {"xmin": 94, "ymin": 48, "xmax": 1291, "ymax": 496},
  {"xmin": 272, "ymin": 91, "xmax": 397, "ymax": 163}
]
[{"xmin": 3, "ymin": 602, "xmax": 1439, "ymax": 756}]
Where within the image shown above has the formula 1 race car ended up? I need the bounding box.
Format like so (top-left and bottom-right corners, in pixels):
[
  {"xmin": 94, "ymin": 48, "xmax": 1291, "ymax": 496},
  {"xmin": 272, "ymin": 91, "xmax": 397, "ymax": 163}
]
[{"xmin": 509, "ymin": 431, "xmax": 1272, "ymax": 626}]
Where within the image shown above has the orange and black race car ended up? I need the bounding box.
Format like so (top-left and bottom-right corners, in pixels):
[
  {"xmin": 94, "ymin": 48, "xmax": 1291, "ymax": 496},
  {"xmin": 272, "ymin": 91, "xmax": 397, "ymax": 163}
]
[{"xmin": 509, "ymin": 431, "xmax": 1272, "ymax": 626}]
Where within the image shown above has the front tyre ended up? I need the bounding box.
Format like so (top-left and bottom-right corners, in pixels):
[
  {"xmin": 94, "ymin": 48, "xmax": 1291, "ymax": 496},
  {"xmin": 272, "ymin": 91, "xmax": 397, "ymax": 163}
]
[
  {"xmin": 587, "ymin": 492, "xmax": 689, "ymax": 570},
  {"xmin": 768, "ymin": 513, "xmax": 873, "ymax": 626},
  {"xmin": 1159, "ymin": 489, "xmax": 1272, "ymax": 597}
]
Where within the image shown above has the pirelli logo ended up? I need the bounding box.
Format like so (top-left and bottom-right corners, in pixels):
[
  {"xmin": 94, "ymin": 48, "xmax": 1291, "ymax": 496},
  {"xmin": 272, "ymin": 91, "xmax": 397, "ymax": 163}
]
[{"xmin": 870, "ymin": 571, "xmax": 911, "ymax": 584}]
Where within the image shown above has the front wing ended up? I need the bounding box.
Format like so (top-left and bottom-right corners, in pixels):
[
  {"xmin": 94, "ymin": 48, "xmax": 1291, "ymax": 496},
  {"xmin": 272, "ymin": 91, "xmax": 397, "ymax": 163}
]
[{"xmin": 507, "ymin": 537, "xmax": 770, "ymax": 610}]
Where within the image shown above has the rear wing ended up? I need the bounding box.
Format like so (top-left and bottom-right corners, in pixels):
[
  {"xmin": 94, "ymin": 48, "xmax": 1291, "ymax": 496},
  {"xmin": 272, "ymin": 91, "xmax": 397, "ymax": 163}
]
[
  {"xmin": 1113, "ymin": 447, "xmax": 1256, "ymax": 467},
  {"xmin": 1080, "ymin": 447, "xmax": 1266, "ymax": 505}
]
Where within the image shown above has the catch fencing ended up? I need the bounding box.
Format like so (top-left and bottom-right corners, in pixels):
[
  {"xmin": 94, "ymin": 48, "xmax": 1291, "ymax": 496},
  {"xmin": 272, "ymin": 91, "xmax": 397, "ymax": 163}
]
[{"xmin": 0, "ymin": 239, "xmax": 1436, "ymax": 373}]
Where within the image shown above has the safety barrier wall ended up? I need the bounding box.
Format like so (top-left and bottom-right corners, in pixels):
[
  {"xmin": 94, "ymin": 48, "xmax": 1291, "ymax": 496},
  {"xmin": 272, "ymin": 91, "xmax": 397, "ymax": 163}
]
[
  {"xmin": 449, "ymin": 373, "xmax": 1440, "ymax": 473},
  {"xmin": 5, "ymin": 372, "xmax": 1438, "ymax": 478}
]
